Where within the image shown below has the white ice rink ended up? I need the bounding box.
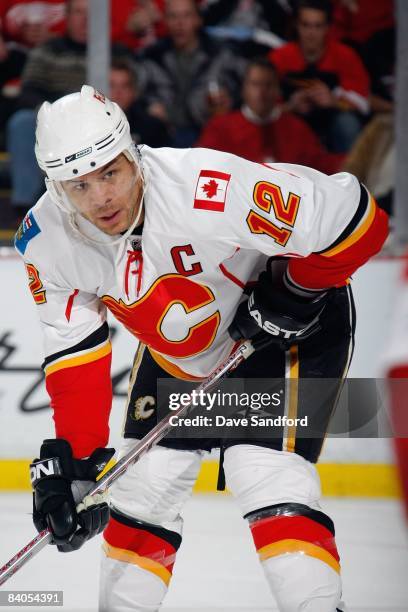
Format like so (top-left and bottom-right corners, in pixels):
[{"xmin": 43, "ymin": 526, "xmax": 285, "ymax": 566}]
[{"xmin": 1, "ymin": 493, "xmax": 408, "ymax": 612}]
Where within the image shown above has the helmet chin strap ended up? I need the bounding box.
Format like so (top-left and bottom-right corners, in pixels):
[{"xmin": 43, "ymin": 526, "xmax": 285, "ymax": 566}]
[{"xmin": 45, "ymin": 145, "xmax": 147, "ymax": 247}]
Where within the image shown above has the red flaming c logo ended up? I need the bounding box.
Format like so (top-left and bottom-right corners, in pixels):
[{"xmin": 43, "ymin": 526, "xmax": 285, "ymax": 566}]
[{"xmin": 102, "ymin": 274, "xmax": 220, "ymax": 358}]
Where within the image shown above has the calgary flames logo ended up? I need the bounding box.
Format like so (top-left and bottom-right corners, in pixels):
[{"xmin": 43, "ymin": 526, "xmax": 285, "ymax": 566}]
[
  {"xmin": 25, "ymin": 263, "xmax": 46, "ymax": 305},
  {"xmin": 102, "ymin": 274, "xmax": 220, "ymax": 358}
]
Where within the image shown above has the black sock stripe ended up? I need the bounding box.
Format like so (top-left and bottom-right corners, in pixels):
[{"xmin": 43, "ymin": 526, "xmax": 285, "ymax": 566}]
[
  {"xmin": 110, "ymin": 507, "xmax": 182, "ymax": 551},
  {"xmin": 42, "ymin": 322, "xmax": 109, "ymax": 369},
  {"xmin": 244, "ymin": 503, "xmax": 335, "ymax": 535}
]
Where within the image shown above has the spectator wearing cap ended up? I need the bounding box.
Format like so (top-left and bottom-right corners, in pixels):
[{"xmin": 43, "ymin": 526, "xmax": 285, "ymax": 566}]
[
  {"xmin": 269, "ymin": 0, "xmax": 370, "ymax": 153},
  {"xmin": 197, "ymin": 57, "xmax": 342, "ymax": 174}
]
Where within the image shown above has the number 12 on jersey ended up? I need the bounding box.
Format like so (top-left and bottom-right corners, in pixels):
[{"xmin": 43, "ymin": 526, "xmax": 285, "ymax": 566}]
[{"xmin": 246, "ymin": 181, "xmax": 301, "ymax": 247}]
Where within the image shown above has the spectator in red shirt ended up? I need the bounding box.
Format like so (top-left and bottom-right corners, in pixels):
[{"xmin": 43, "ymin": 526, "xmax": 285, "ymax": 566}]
[
  {"xmin": 0, "ymin": 1, "xmax": 66, "ymax": 47},
  {"xmin": 111, "ymin": 0, "xmax": 167, "ymax": 51},
  {"xmin": 332, "ymin": 0, "xmax": 394, "ymax": 49},
  {"xmin": 197, "ymin": 57, "xmax": 343, "ymax": 174},
  {"xmin": 0, "ymin": 1, "xmax": 66, "ymax": 128},
  {"xmin": 269, "ymin": 0, "xmax": 370, "ymax": 153}
]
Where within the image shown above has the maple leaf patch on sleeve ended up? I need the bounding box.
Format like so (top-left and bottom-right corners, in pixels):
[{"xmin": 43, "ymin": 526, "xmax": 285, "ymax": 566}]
[
  {"xmin": 202, "ymin": 179, "xmax": 218, "ymax": 198},
  {"xmin": 194, "ymin": 170, "xmax": 231, "ymax": 212}
]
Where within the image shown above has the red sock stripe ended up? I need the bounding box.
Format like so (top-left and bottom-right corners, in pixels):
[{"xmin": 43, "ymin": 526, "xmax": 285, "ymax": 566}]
[
  {"xmin": 104, "ymin": 516, "xmax": 177, "ymax": 573},
  {"xmin": 250, "ymin": 515, "xmax": 339, "ymax": 563}
]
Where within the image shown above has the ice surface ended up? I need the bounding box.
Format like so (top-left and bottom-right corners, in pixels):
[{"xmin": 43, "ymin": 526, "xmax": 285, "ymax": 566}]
[{"xmin": 1, "ymin": 493, "xmax": 408, "ymax": 611}]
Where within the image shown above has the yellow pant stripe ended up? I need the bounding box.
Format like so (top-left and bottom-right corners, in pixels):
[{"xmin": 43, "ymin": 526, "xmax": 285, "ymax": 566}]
[
  {"xmin": 258, "ymin": 538, "xmax": 340, "ymax": 574},
  {"xmin": 102, "ymin": 541, "xmax": 172, "ymax": 586},
  {"xmin": 284, "ymin": 345, "xmax": 299, "ymax": 453}
]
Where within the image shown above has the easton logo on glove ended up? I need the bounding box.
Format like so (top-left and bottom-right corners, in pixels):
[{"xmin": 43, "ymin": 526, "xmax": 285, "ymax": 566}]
[
  {"xmin": 248, "ymin": 293, "xmax": 318, "ymax": 339},
  {"xmin": 30, "ymin": 458, "xmax": 62, "ymax": 486},
  {"xmin": 229, "ymin": 270, "xmax": 328, "ymax": 347},
  {"xmin": 30, "ymin": 438, "xmax": 115, "ymax": 553}
]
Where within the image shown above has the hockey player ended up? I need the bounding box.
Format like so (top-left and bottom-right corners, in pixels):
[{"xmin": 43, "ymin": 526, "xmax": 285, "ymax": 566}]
[{"xmin": 16, "ymin": 85, "xmax": 388, "ymax": 611}]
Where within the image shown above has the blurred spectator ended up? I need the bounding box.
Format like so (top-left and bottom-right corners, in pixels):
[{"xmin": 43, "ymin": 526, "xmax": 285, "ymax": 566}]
[
  {"xmin": 331, "ymin": 0, "xmax": 394, "ymax": 51},
  {"xmin": 0, "ymin": 1, "xmax": 66, "ymax": 47},
  {"xmin": 269, "ymin": 0, "xmax": 370, "ymax": 153},
  {"xmin": 342, "ymin": 113, "xmax": 394, "ymax": 214},
  {"xmin": 341, "ymin": 26, "xmax": 395, "ymax": 215},
  {"xmin": 110, "ymin": 58, "xmax": 170, "ymax": 147},
  {"xmin": 0, "ymin": 1, "xmax": 66, "ymax": 139},
  {"xmin": 200, "ymin": 0, "xmax": 296, "ymax": 41},
  {"xmin": 364, "ymin": 27, "xmax": 394, "ymax": 114},
  {"xmin": 127, "ymin": 0, "xmax": 166, "ymax": 50},
  {"xmin": 0, "ymin": 0, "xmax": 166, "ymax": 49},
  {"xmin": 12, "ymin": 0, "xmax": 88, "ymax": 110},
  {"xmin": 111, "ymin": 0, "xmax": 167, "ymax": 51},
  {"xmin": 197, "ymin": 57, "xmax": 342, "ymax": 174},
  {"xmin": 5, "ymin": 0, "xmax": 132, "ymax": 217},
  {"xmin": 6, "ymin": 0, "xmax": 88, "ymax": 217},
  {"xmin": 0, "ymin": 33, "xmax": 26, "ymax": 139},
  {"xmin": 138, "ymin": 0, "xmax": 245, "ymax": 147}
]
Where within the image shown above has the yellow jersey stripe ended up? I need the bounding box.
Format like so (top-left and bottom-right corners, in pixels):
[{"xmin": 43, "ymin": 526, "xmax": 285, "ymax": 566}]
[
  {"xmin": 321, "ymin": 195, "xmax": 376, "ymax": 258},
  {"xmin": 45, "ymin": 340, "xmax": 112, "ymax": 377},
  {"xmin": 149, "ymin": 348, "xmax": 205, "ymax": 381}
]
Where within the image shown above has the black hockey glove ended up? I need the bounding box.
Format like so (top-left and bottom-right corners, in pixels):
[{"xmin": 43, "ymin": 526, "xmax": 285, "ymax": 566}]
[
  {"xmin": 228, "ymin": 271, "xmax": 328, "ymax": 350},
  {"xmin": 30, "ymin": 438, "xmax": 115, "ymax": 552}
]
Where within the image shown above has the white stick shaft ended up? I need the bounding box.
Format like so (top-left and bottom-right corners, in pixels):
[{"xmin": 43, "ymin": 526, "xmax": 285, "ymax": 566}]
[{"xmin": 0, "ymin": 531, "xmax": 52, "ymax": 586}]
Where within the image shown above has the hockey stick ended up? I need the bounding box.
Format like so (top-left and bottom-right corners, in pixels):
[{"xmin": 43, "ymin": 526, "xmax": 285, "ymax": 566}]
[{"xmin": 0, "ymin": 339, "xmax": 255, "ymax": 586}]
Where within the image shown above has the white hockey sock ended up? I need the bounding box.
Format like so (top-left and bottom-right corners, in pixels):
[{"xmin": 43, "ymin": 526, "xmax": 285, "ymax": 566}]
[
  {"xmin": 97, "ymin": 441, "xmax": 202, "ymax": 612},
  {"xmin": 99, "ymin": 552, "xmax": 168, "ymax": 612},
  {"xmin": 223, "ymin": 445, "xmax": 343, "ymax": 612},
  {"xmin": 262, "ymin": 552, "xmax": 342, "ymax": 612}
]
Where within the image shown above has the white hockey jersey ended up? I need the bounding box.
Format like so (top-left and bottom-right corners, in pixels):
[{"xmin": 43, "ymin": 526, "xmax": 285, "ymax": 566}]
[{"xmin": 15, "ymin": 146, "xmax": 387, "ymax": 456}]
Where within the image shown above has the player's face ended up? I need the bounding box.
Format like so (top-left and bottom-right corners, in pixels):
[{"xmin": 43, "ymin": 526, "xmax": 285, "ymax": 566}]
[{"xmin": 61, "ymin": 154, "xmax": 143, "ymax": 235}]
